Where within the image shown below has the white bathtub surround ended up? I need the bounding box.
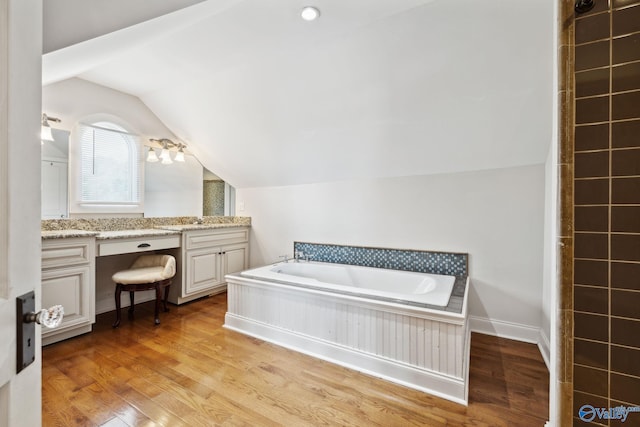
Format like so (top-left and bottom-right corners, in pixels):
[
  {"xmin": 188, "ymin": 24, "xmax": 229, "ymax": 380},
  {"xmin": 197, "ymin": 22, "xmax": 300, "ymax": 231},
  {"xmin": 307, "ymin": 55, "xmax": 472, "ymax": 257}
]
[{"xmin": 225, "ymin": 262, "xmax": 471, "ymax": 404}]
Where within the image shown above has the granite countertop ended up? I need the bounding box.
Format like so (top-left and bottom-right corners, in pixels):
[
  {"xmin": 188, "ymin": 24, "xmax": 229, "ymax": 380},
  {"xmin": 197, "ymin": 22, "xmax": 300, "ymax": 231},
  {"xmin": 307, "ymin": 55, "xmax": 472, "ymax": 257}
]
[
  {"xmin": 42, "ymin": 223, "xmax": 250, "ymax": 240},
  {"xmin": 96, "ymin": 229, "xmax": 182, "ymax": 240},
  {"xmin": 41, "ymin": 230, "xmax": 100, "ymax": 240},
  {"xmin": 156, "ymin": 223, "xmax": 249, "ymax": 231}
]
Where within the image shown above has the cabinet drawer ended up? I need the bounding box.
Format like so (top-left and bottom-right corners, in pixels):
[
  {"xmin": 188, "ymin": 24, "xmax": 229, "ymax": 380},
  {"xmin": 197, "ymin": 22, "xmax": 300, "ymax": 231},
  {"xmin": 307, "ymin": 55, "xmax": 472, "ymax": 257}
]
[
  {"xmin": 185, "ymin": 228, "xmax": 249, "ymax": 250},
  {"xmin": 42, "ymin": 239, "xmax": 93, "ymax": 269},
  {"xmin": 98, "ymin": 236, "xmax": 180, "ymax": 256}
]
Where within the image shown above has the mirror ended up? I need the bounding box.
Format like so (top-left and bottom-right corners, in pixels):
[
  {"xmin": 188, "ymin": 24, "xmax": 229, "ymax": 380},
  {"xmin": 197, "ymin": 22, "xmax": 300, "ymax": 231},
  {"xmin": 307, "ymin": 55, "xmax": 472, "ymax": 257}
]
[
  {"xmin": 203, "ymin": 169, "xmax": 225, "ymax": 216},
  {"xmin": 41, "ymin": 129, "xmax": 70, "ymax": 219},
  {"xmin": 41, "ymin": 130, "xmax": 232, "ymax": 219},
  {"xmin": 143, "ymin": 160, "xmax": 234, "ymax": 217},
  {"xmin": 144, "ymin": 154, "xmax": 204, "ymax": 217}
]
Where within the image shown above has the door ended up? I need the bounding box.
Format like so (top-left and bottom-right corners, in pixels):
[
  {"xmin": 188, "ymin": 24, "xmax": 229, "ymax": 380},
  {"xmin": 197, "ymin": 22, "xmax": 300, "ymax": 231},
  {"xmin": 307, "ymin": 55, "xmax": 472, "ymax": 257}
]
[{"xmin": 0, "ymin": 0, "xmax": 43, "ymax": 426}]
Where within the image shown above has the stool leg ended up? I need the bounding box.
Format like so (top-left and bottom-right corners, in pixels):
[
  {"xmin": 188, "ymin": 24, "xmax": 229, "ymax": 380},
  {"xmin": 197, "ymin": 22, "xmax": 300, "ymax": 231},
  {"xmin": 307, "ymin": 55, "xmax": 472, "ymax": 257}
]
[
  {"xmin": 113, "ymin": 284, "xmax": 122, "ymax": 328},
  {"xmin": 154, "ymin": 284, "xmax": 162, "ymax": 325},
  {"xmin": 163, "ymin": 284, "xmax": 170, "ymax": 312},
  {"xmin": 128, "ymin": 291, "xmax": 135, "ymax": 320}
]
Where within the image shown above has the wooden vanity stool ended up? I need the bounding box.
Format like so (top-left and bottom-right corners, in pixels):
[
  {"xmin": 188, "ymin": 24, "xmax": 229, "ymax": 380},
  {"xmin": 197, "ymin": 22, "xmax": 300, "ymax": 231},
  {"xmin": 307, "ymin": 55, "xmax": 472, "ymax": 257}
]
[{"xmin": 112, "ymin": 254, "xmax": 176, "ymax": 327}]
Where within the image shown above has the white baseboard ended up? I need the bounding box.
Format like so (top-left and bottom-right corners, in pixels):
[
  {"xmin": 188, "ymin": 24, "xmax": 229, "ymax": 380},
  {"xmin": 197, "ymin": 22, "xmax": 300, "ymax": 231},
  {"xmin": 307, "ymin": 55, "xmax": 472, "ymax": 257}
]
[
  {"xmin": 469, "ymin": 315, "xmax": 550, "ymax": 370},
  {"xmin": 538, "ymin": 328, "xmax": 551, "ymax": 371},
  {"xmin": 469, "ymin": 315, "xmax": 540, "ymax": 343}
]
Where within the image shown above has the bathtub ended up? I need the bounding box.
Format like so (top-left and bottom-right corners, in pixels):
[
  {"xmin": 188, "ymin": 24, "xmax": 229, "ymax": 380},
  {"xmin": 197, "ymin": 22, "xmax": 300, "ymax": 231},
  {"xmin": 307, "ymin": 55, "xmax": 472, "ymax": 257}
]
[
  {"xmin": 243, "ymin": 261, "xmax": 456, "ymax": 307},
  {"xmin": 224, "ymin": 261, "xmax": 470, "ymax": 404}
]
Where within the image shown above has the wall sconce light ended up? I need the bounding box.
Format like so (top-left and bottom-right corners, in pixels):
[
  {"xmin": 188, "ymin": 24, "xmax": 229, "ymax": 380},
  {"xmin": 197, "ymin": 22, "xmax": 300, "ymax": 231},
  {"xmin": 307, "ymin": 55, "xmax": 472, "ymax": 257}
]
[
  {"xmin": 146, "ymin": 146, "xmax": 159, "ymax": 162},
  {"xmin": 160, "ymin": 141, "xmax": 172, "ymax": 165},
  {"xmin": 175, "ymin": 147, "xmax": 185, "ymax": 162},
  {"xmin": 148, "ymin": 138, "xmax": 187, "ymax": 165},
  {"xmin": 41, "ymin": 113, "xmax": 61, "ymax": 142}
]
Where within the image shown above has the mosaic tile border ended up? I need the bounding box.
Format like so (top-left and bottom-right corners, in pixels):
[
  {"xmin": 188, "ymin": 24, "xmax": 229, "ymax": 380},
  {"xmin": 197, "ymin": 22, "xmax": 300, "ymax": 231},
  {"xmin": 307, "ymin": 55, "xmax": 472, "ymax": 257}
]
[{"xmin": 293, "ymin": 242, "xmax": 468, "ymax": 277}]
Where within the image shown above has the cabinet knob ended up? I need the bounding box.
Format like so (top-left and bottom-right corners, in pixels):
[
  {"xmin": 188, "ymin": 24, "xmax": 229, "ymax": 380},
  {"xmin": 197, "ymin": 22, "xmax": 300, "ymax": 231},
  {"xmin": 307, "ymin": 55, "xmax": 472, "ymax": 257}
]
[{"xmin": 23, "ymin": 305, "xmax": 64, "ymax": 328}]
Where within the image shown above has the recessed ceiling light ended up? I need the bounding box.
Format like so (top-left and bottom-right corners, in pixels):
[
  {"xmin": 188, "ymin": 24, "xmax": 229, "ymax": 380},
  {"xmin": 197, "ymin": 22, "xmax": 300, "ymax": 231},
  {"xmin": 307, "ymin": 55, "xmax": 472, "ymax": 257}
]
[{"xmin": 301, "ymin": 6, "xmax": 320, "ymax": 21}]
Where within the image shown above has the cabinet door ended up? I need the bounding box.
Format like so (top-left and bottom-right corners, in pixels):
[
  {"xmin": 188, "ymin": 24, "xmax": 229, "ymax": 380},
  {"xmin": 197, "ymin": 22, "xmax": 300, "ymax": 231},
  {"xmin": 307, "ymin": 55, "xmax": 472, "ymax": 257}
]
[
  {"xmin": 41, "ymin": 265, "xmax": 94, "ymax": 340},
  {"xmin": 222, "ymin": 243, "xmax": 249, "ymax": 276},
  {"xmin": 41, "ymin": 160, "xmax": 68, "ymax": 219},
  {"xmin": 185, "ymin": 248, "xmax": 222, "ymax": 295}
]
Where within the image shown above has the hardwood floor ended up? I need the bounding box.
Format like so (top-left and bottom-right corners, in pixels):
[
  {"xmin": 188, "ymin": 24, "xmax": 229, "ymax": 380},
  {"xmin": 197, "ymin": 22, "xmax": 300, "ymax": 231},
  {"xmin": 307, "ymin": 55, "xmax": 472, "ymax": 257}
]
[{"xmin": 43, "ymin": 293, "xmax": 549, "ymax": 426}]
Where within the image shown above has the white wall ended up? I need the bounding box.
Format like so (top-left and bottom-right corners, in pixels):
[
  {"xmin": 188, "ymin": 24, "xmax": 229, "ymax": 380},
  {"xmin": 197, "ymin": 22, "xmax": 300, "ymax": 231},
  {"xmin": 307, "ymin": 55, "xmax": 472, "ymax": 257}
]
[
  {"xmin": 237, "ymin": 164, "xmax": 545, "ymax": 335},
  {"xmin": 42, "ymin": 77, "xmax": 203, "ymax": 217}
]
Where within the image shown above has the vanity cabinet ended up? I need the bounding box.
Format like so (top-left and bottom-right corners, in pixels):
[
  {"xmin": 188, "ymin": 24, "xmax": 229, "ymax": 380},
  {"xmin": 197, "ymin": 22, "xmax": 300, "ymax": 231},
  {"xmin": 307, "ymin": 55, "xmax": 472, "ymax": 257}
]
[
  {"xmin": 169, "ymin": 227, "xmax": 249, "ymax": 304},
  {"xmin": 41, "ymin": 237, "xmax": 96, "ymax": 345}
]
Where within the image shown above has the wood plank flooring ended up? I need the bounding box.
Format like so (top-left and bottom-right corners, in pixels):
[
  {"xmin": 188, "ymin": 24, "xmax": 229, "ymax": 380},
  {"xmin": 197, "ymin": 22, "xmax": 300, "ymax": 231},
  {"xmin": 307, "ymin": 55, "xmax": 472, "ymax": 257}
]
[{"xmin": 43, "ymin": 293, "xmax": 549, "ymax": 426}]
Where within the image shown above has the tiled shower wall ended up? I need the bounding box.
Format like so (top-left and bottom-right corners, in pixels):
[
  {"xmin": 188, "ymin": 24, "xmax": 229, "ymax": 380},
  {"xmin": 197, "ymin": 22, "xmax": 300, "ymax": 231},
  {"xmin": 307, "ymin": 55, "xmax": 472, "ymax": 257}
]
[
  {"xmin": 203, "ymin": 180, "xmax": 225, "ymax": 216},
  {"xmin": 569, "ymin": 1, "xmax": 640, "ymax": 425}
]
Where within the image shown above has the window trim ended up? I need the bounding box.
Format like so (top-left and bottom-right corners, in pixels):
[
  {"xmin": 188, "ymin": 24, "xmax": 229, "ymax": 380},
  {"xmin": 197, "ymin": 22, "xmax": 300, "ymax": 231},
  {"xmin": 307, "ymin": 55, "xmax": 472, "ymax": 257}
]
[{"xmin": 69, "ymin": 116, "xmax": 145, "ymax": 215}]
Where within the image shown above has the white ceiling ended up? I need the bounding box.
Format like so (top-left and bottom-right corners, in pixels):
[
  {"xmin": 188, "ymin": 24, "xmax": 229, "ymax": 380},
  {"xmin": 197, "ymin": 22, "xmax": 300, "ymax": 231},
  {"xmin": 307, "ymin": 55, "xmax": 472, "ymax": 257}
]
[
  {"xmin": 43, "ymin": 0, "xmax": 554, "ymax": 188},
  {"xmin": 43, "ymin": 0, "xmax": 207, "ymax": 53}
]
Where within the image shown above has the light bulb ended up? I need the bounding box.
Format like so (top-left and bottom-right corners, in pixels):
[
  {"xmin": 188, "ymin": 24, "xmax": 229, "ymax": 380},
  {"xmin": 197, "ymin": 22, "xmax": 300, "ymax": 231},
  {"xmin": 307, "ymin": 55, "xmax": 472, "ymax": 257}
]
[
  {"xmin": 175, "ymin": 148, "xmax": 185, "ymax": 162},
  {"xmin": 160, "ymin": 147, "xmax": 170, "ymax": 160},
  {"xmin": 301, "ymin": 6, "xmax": 320, "ymax": 21}
]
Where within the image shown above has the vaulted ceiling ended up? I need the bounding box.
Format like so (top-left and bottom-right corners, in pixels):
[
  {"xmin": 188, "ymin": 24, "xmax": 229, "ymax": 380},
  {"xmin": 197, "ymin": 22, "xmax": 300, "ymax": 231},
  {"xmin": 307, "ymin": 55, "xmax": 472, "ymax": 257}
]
[{"xmin": 43, "ymin": 0, "xmax": 553, "ymax": 188}]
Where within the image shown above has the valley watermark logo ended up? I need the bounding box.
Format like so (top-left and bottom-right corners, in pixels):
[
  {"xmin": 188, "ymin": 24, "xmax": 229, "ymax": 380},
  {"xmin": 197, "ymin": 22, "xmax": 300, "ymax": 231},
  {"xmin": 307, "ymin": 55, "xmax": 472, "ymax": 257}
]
[{"xmin": 579, "ymin": 404, "xmax": 640, "ymax": 423}]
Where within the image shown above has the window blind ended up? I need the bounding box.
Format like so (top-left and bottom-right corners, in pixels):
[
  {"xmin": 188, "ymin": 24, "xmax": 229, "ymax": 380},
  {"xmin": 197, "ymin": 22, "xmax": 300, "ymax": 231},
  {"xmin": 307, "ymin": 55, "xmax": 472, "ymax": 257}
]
[{"xmin": 78, "ymin": 123, "xmax": 142, "ymax": 204}]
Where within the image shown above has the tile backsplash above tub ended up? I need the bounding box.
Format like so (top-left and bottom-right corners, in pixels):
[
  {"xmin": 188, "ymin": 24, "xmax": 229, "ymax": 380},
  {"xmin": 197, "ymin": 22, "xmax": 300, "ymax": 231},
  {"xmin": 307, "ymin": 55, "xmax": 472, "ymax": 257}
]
[{"xmin": 293, "ymin": 242, "xmax": 468, "ymax": 277}]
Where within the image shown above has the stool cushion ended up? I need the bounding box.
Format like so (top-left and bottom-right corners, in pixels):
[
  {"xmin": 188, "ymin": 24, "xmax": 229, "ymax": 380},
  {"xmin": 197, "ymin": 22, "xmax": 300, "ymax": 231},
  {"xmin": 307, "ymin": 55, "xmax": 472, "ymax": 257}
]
[{"xmin": 112, "ymin": 254, "xmax": 176, "ymax": 284}]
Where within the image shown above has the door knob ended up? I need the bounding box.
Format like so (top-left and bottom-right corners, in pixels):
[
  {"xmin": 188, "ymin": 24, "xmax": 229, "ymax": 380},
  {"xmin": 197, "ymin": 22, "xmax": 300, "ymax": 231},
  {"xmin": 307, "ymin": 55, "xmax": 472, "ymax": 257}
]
[
  {"xmin": 23, "ymin": 305, "xmax": 64, "ymax": 328},
  {"xmin": 17, "ymin": 291, "xmax": 64, "ymax": 373}
]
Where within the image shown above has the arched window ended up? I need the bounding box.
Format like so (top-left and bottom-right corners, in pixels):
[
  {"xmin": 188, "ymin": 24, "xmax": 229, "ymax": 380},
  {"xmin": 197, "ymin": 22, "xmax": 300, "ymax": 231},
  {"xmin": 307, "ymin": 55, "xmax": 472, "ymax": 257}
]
[{"xmin": 73, "ymin": 120, "xmax": 143, "ymax": 213}]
